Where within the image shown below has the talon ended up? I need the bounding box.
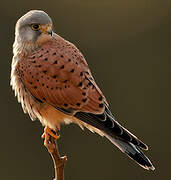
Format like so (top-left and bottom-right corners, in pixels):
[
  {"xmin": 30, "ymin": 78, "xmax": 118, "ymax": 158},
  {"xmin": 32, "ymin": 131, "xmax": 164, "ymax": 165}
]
[
  {"xmin": 41, "ymin": 126, "xmax": 60, "ymax": 140},
  {"xmin": 42, "ymin": 126, "xmax": 60, "ymax": 153}
]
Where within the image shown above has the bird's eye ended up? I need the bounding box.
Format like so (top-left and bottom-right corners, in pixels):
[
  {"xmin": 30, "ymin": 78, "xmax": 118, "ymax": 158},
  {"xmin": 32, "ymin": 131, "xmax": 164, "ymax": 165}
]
[{"xmin": 31, "ymin": 24, "xmax": 41, "ymax": 31}]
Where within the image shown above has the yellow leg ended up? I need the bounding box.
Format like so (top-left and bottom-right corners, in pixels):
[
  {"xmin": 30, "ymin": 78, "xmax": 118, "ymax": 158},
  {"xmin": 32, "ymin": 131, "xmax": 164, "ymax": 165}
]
[
  {"xmin": 41, "ymin": 126, "xmax": 60, "ymax": 139},
  {"xmin": 42, "ymin": 126, "xmax": 60, "ymax": 153}
]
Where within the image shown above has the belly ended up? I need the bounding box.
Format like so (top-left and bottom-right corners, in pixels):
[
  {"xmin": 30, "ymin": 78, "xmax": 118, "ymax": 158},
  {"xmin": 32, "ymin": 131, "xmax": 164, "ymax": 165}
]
[
  {"xmin": 38, "ymin": 103, "xmax": 75, "ymax": 129},
  {"xmin": 38, "ymin": 103, "xmax": 105, "ymax": 137}
]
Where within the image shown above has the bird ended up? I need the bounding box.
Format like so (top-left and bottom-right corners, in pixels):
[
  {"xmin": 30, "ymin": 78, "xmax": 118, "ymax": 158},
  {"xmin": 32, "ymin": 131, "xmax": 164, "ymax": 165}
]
[{"xmin": 11, "ymin": 10, "xmax": 155, "ymax": 171}]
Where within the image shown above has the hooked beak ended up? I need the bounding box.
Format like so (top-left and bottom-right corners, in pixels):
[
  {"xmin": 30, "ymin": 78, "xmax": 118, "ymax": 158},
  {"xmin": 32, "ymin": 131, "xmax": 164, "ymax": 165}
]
[
  {"xmin": 48, "ymin": 29, "xmax": 53, "ymax": 36},
  {"xmin": 40, "ymin": 24, "xmax": 53, "ymax": 36}
]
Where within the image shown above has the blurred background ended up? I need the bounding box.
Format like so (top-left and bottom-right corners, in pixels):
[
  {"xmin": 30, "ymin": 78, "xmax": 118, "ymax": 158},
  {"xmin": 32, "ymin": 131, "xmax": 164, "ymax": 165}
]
[{"xmin": 0, "ymin": 0, "xmax": 170, "ymax": 179}]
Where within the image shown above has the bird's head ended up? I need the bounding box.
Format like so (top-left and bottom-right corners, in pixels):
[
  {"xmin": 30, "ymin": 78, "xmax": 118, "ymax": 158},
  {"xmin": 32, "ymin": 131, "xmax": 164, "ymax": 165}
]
[{"xmin": 14, "ymin": 10, "xmax": 53, "ymax": 53}]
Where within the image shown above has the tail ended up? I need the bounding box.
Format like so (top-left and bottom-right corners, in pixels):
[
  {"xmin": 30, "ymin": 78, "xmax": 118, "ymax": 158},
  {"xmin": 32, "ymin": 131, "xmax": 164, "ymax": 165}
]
[
  {"xmin": 74, "ymin": 105, "xmax": 155, "ymax": 170},
  {"xmin": 105, "ymin": 134, "xmax": 155, "ymax": 170}
]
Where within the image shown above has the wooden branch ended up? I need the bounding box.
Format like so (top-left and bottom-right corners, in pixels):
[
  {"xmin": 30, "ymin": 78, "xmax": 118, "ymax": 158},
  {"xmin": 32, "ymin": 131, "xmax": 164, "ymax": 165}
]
[{"xmin": 45, "ymin": 136, "xmax": 67, "ymax": 180}]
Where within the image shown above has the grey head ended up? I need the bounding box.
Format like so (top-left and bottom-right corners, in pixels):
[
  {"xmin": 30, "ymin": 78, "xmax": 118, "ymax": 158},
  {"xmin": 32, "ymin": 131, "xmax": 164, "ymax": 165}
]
[{"xmin": 15, "ymin": 10, "xmax": 53, "ymax": 43}]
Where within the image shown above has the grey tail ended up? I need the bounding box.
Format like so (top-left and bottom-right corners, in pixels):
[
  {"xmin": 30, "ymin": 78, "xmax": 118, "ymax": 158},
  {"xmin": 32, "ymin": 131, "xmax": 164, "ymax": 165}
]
[
  {"xmin": 105, "ymin": 134, "xmax": 155, "ymax": 170},
  {"xmin": 74, "ymin": 104, "xmax": 155, "ymax": 170}
]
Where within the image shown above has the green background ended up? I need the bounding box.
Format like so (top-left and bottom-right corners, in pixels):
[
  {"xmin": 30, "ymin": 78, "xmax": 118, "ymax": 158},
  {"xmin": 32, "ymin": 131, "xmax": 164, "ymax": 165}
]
[{"xmin": 0, "ymin": 0, "xmax": 170, "ymax": 179}]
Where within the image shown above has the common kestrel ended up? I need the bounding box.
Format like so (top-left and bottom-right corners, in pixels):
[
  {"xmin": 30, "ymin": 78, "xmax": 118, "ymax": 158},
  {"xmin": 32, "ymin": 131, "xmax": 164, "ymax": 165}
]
[{"xmin": 11, "ymin": 10, "xmax": 155, "ymax": 170}]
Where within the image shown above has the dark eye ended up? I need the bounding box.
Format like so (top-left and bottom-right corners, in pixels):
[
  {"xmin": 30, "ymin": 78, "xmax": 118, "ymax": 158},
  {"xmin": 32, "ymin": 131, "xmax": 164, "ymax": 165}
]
[{"xmin": 31, "ymin": 24, "xmax": 40, "ymax": 31}]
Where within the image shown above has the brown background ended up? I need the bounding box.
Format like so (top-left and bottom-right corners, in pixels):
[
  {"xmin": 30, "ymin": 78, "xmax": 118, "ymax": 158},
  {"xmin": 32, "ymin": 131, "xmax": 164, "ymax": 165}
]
[{"xmin": 0, "ymin": 0, "xmax": 170, "ymax": 179}]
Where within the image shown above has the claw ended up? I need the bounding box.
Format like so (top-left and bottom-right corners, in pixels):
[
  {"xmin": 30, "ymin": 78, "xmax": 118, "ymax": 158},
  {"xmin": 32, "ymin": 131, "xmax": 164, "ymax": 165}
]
[
  {"xmin": 42, "ymin": 126, "xmax": 60, "ymax": 140},
  {"xmin": 41, "ymin": 126, "xmax": 60, "ymax": 153}
]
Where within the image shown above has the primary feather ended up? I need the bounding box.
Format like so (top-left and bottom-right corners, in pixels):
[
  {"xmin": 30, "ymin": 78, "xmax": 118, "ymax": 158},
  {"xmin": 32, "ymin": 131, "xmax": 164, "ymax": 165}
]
[{"xmin": 74, "ymin": 105, "xmax": 155, "ymax": 170}]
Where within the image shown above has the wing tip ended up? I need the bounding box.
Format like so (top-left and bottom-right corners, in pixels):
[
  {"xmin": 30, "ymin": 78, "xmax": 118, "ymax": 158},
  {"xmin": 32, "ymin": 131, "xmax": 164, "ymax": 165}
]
[
  {"xmin": 139, "ymin": 141, "xmax": 148, "ymax": 151},
  {"xmin": 140, "ymin": 163, "xmax": 155, "ymax": 171},
  {"xmin": 127, "ymin": 150, "xmax": 155, "ymax": 171}
]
